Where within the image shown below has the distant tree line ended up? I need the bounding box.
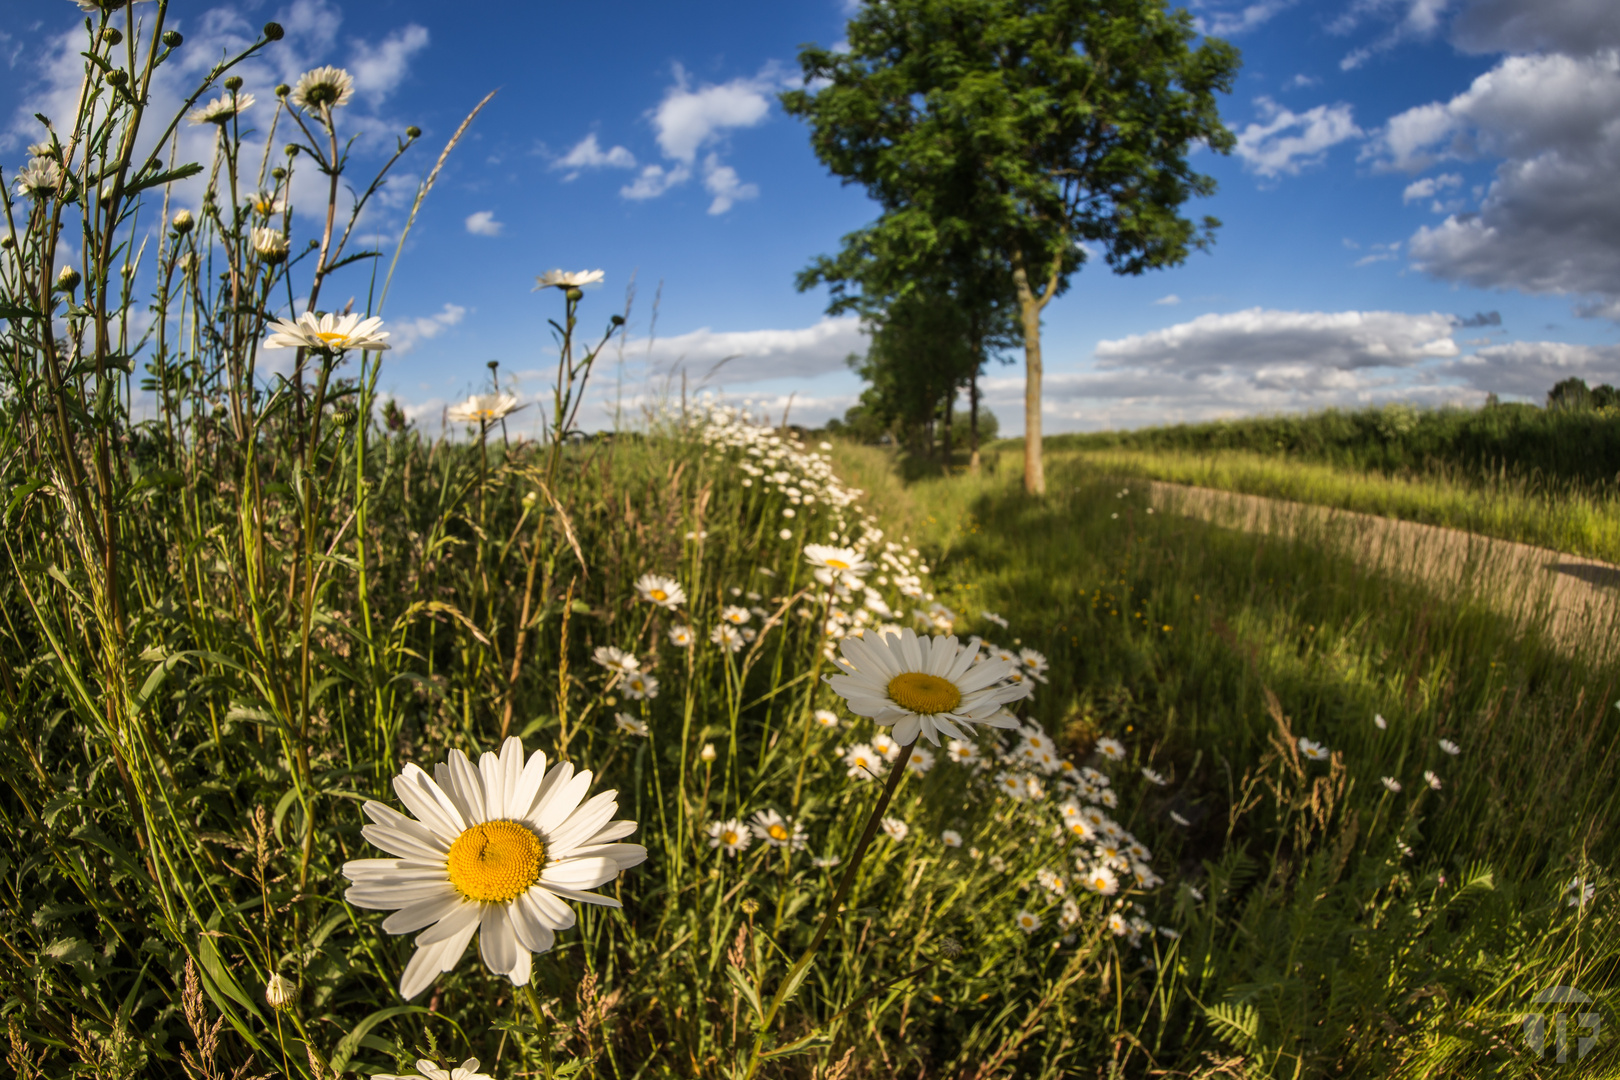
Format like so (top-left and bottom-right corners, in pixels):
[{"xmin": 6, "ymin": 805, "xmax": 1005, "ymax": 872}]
[{"xmin": 1546, "ymin": 376, "xmax": 1620, "ymax": 412}]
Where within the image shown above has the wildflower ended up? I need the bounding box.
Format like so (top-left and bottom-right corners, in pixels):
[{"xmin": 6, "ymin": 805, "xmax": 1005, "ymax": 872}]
[
  {"xmin": 1185, "ymin": 884, "xmax": 1205, "ymax": 901},
  {"xmin": 1159, "ymin": 926, "xmax": 1181, "ymax": 940},
  {"xmin": 1107, "ymin": 912, "xmax": 1129, "ymax": 936},
  {"xmin": 172, "ymin": 208, "xmax": 194, "ymax": 233},
  {"xmin": 721, "ymin": 605, "xmax": 751, "ymax": 626},
  {"xmin": 291, "ymin": 66, "xmax": 355, "ymax": 112},
  {"xmin": 1424, "ymin": 769, "xmax": 1442, "ymax": 790},
  {"xmin": 782, "ymin": 508, "xmax": 796, "ymax": 518},
  {"xmin": 813, "ymin": 708, "xmax": 839, "ymax": 728},
  {"xmin": 341, "ymin": 737, "xmax": 645, "ymax": 999},
  {"xmin": 988, "ymin": 854, "xmax": 1007, "ymax": 872},
  {"xmin": 871, "ymin": 732, "xmax": 901, "ymax": 762},
  {"xmin": 905, "ymin": 746, "xmax": 935, "ymax": 776},
  {"xmin": 1298, "ymin": 738, "xmax": 1330, "ymax": 761},
  {"xmin": 1169, "ymin": 811, "xmax": 1191, "ymax": 826},
  {"xmin": 447, "ymin": 394, "xmax": 520, "ymax": 423},
  {"xmin": 635, "ymin": 573, "xmax": 686, "ymax": 610},
  {"xmin": 941, "ymin": 829, "xmax": 963, "ymax": 848},
  {"xmin": 710, "ymin": 624, "xmax": 744, "ymax": 653},
  {"xmin": 699, "ymin": 743, "xmax": 716, "ymax": 763},
  {"xmin": 534, "ymin": 268, "xmax": 605, "ymax": 290},
  {"xmin": 264, "ymin": 973, "xmax": 297, "ymax": 1010},
  {"xmin": 779, "ymin": 528, "xmax": 793, "ymax": 539},
  {"xmin": 750, "ymin": 810, "xmax": 807, "ymax": 851},
  {"xmin": 1017, "ymin": 648, "xmax": 1049, "ymax": 683},
  {"xmin": 614, "ymin": 713, "xmax": 648, "ymax": 737},
  {"xmin": 1374, "ymin": 713, "xmax": 1388, "ymax": 730},
  {"xmin": 944, "ymin": 738, "xmax": 979, "ymax": 765},
  {"xmin": 994, "ymin": 772, "xmax": 1026, "ymax": 799},
  {"xmin": 251, "ymin": 227, "xmax": 289, "ymax": 264},
  {"xmin": 1015, "ymin": 910, "xmax": 1042, "ymax": 933},
  {"xmin": 1036, "ymin": 867, "xmax": 1067, "ymax": 895},
  {"xmin": 247, "ymin": 190, "xmax": 285, "ymax": 216},
  {"xmin": 812, "ymin": 854, "xmax": 841, "ymax": 869},
  {"xmin": 1381, "ymin": 776, "xmax": 1402, "ymax": 793},
  {"xmin": 592, "ymin": 646, "xmax": 638, "ymax": 673},
  {"xmin": 826, "ymin": 627, "xmax": 1029, "ymax": 747},
  {"xmin": 1082, "ymin": 866, "xmax": 1119, "ymax": 895},
  {"xmin": 1094, "ymin": 737, "xmax": 1125, "ymax": 761},
  {"xmin": 14, "ymin": 157, "xmax": 63, "ymax": 199},
  {"xmin": 263, "ymin": 311, "xmax": 389, "ymax": 353},
  {"xmin": 843, "ymin": 743, "xmax": 884, "ymax": 780},
  {"xmin": 188, "ymin": 91, "xmax": 255, "ymax": 125},
  {"xmin": 56, "ymin": 266, "xmax": 81, "ymax": 292},
  {"xmin": 982, "ymin": 611, "xmax": 1009, "ymax": 629},
  {"xmin": 1566, "ymin": 877, "xmax": 1596, "ymax": 908},
  {"xmin": 374, "ymin": 1059, "xmax": 495, "ymax": 1080},
  {"xmin": 803, "ymin": 543, "xmax": 872, "ymax": 585},
  {"xmin": 880, "ymin": 817, "xmax": 909, "ymax": 842},
  {"xmin": 707, "ymin": 819, "xmax": 751, "ymax": 857},
  {"xmin": 621, "ymin": 672, "xmax": 658, "ymax": 700},
  {"xmin": 668, "ymin": 625, "xmax": 695, "ymax": 647},
  {"xmin": 1439, "ymin": 738, "xmax": 1461, "ymax": 756}
]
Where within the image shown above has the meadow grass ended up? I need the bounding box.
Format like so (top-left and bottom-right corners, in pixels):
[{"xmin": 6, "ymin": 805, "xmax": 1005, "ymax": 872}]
[{"xmin": 834, "ymin": 442, "xmax": 1620, "ymax": 1076}]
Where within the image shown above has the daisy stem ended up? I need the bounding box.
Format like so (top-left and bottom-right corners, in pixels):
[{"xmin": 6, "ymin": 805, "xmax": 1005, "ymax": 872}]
[
  {"xmin": 741, "ymin": 739, "xmax": 915, "ymax": 1080},
  {"xmin": 522, "ymin": 982, "xmax": 555, "ymax": 1080}
]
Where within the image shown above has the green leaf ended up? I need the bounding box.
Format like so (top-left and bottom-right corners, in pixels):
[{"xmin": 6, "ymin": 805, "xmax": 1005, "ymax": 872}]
[
  {"xmin": 1203, "ymin": 1001, "xmax": 1260, "ymax": 1051},
  {"xmin": 759, "ymin": 1032, "xmax": 833, "ymax": 1061},
  {"xmin": 328, "ymin": 1005, "xmax": 431, "ymax": 1077},
  {"xmin": 197, "ymin": 933, "xmax": 252, "ymax": 1009},
  {"xmin": 0, "ymin": 302, "xmax": 42, "ymax": 320},
  {"xmin": 725, "ymin": 966, "xmax": 764, "ymax": 1023},
  {"xmin": 125, "ymin": 161, "xmax": 204, "ymax": 196}
]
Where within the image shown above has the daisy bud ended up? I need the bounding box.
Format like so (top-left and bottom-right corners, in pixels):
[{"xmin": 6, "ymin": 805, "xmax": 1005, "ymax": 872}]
[
  {"xmin": 276, "ymin": 84, "xmax": 292, "ymax": 98},
  {"xmin": 285, "ymin": 143, "xmax": 299, "ymax": 157},
  {"xmin": 102, "ymin": 28, "xmax": 123, "ymax": 45},
  {"xmin": 1, "ymin": 237, "xmax": 14, "ymax": 250},
  {"xmin": 406, "ymin": 126, "xmax": 421, "ymax": 139},
  {"xmin": 740, "ymin": 898, "xmax": 760, "ymax": 915},
  {"xmin": 333, "ymin": 406, "xmax": 359, "ymax": 428},
  {"xmin": 162, "ymin": 30, "xmax": 183, "ymax": 47},
  {"xmin": 252, "ymin": 227, "xmax": 289, "ymax": 264},
  {"xmin": 700, "ymin": 743, "xmax": 717, "ymax": 763},
  {"xmin": 55, "ymin": 266, "xmax": 81, "ymax": 292},
  {"xmin": 263, "ymin": 21, "xmax": 285, "ymax": 41},
  {"xmin": 99, "ymin": 182, "xmax": 116, "ymax": 203},
  {"xmin": 271, "ymin": 167, "xmax": 286, "ymax": 181},
  {"xmin": 264, "ymin": 973, "xmax": 297, "ymax": 1009},
  {"xmin": 225, "ymin": 76, "xmax": 243, "ymax": 91},
  {"xmin": 610, "ymin": 314, "xmax": 625, "ymax": 326},
  {"xmin": 565, "ymin": 287, "xmax": 583, "ymax": 302},
  {"xmin": 936, "ymin": 936, "xmax": 964, "ymax": 959},
  {"xmin": 106, "ymin": 70, "xmax": 128, "ymax": 87}
]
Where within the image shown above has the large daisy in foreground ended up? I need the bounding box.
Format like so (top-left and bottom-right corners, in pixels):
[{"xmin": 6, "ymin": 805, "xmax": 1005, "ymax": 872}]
[
  {"xmin": 263, "ymin": 311, "xmax": 390, "ymax": 353},
  {"xmin": 826, "ymin": 628, "xmax": 1029, "ymax": 746},
  {"xmin": 342, "ymin": 737, "xmax": 646, "ymax": 1000}
]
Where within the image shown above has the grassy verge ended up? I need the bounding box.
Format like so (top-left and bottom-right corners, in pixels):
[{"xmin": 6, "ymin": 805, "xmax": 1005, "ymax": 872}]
[
  {"xmin": 835, "ymin": 442, "xmax": 1620, "ymax": 1076},
  {"xmin": 1012, "ymin": 444, "xmax": 1620, "ymax": 564}
]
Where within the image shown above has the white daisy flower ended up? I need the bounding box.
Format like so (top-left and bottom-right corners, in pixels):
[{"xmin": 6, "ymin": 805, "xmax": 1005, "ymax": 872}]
[
  {"xmin": 710, "ymin": 624, "xmax": 744, "ymax": 653},
  {"xmin": 707, "ymin": 818, "xmax": 751, "ymax": 857},
  {"xmin": 188, "ymin": 92, "xmax": 255, "ymax": 126},
  {"xmin": 721, "ymin": 605, "xmax": 751, "ymax": 626},
  {"xmin": 263, "ymin": 311, "xmax": 390, "ymax": 353},
  {"xmin": 1107, "ymin": 912, "xmax": 1129, "ymax": 936},
  {"xmin": 813, "ymin": 708, "xmax": 840, "ymax": 728},
  {"xmin": 981, "ymin": 610, "xmax": 1009, "ymax": 629},
  {"xmin": 1566, "ymin": 877, "xmax": 1596, "ymax": 907},
  {"xmin": 1298, "ymin": 737, "xmax": 1330, "ymax": 761},
  {"xmin": 1132, "ymin": 862, "xmax": 1163, "ymax": 889},
  {"xmin": 247, "ymin": 190, "xmax": 285, "ymax": 217},
  {"xmin": 534, "ymin": 268, "xmax": 605, "ymax": 291},
  {"xmin": 1439, "ymin": 738, "xmax": 1461, "ymax": 756},
  {"xmin": 1424, "ymin": 770, "xmax": 1442, "ymax": 790},
  {"xmin": 1374, "ymin": 713, "xmax": 1388, "ymax": 730},
  {"xmin": 1015, "ymin": 909, "xmax": 1042, "ymax": 933},
  {"xmin": 803, "ymin": 544, "xmax": 872, "ymax": 586},
  {"xmin": 635, "ymin": 573, "xmax": 686, "ymax": 610},
  {"xmin": 749, "ymin": 810, "xmax": 807, "ymax": 850},
  {"xmin": 620, "ymin": 673, "xmax": 658, "ymax": 701},
  {"xmin": 1169, "ymin": 811, "xmax": 1191, "ymax": 826},
  {"xmin": 1082, "ymin": 865, "xmax": 1119, "ymax": 895},
  {"xmin": 825, "ymin": 627, "xmax": 1029, "ymax": 746},
  {"xmin": 843, "ymin": 743, "xmax": 884, "ymax": 780},
  {"xmin": 1141, "ymin": 767, "xmax": 1167, "ymax": 785},
  {"xmin": 1036, "ymin": 867, "xmax": 1067, "ymax": 895},
  {"xmin": 291, "ymin": 66, "xmax": 355, "ymax": 112},
  {"xmin": 448, "ymin": 394, "xmax": 521, "ymax": 423},
  {"xmin": 871, "ymin": 732, "xmax": 902, "ymax": 762},
  {"xmin": 941, "ymin": 829, "xmax": 963, "ymax": 848},
  {"xmin": 668, "ymin": 624, "xmax": 694, "ymax": 647},
  {"xmin": 778, "ymin": 528, "xmax": 793, "ymax": 540},
  {"xmin": 614, "ymin": 713, "xmax": 648, "ymax": 737},
  {"xmin": 1381, "ymin": 776, "xmax": 1402, "ymax": 793},
  {"xmin": 251, "ymin": 227, "xmax": 289, "ymax": 263},
  {"xmin": 1094, "ymin": 737, "xmax": 1125, "ymax": 761},
  {"xmin": 944, "ymin": 738, "xmax": 979, "ymax": 765},
  {"xmin": 1017, "ymin": 648, "xmax": 1049, "ymax": 683},
  {"xmin": 341, "ymin": 737, "xmax": 646, "ymax": 999},
  {"xmin": 592, "ymin": 646, "xmax": 639, "ymax": 673},
  {"xmin": 14, "ymin": 157, "xmax": 62, "ymax": 199},
  {"xmin": 994, "ymin": 772, "xmax": 1027, "ymax": 799},
  {"xmin": 374, "ymin": 1058, "xmax": 494, "ymax": 1080},
  {"xmin": 812, "ymin": 854, "xmax": 841, "ymax": 869},
  {"xmin": 880, "ymin": 816, "xmax": 909, "ymax": 842},
  {"xmin": 905, "ymin": 746, "xmax": 935, "ymax": 775},
  {"xmin": 1158, "ymin": 926, "xmax": 1182, "ymax": 940}
]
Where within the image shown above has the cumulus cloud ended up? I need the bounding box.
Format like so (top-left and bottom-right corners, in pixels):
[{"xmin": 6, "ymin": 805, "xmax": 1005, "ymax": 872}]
[
  {"xmin": 1234, "ymin": 97, "xmax": 1363, "ymax": 177},
  {"xmin": 1332, "ymin": 0, "xmax": 1454, "ymax": 69},
  {"xmin": 1401, "ymin": 171, "xmax": 1463, "ymax": 205},
  {"xmin": 550, "ymin": 134, "xmax": 637, "ymax": 180},
  {"xmin": 1456, "ymin": 310, "xmax": 1502, "ymax": 326},
  {"xmin": 1096, "ymin": 308, "xmax": 1459, "ymax": 372},
  {"xmin": 1451, "ymin": 0, "xmax": 1620, "ymax": 57},
  {"xmin": 1438, "ymin": 340, "xmax": 1620, "ymax": 396},
  {"xmin": 350, "ymin": 24, "xmax": 430, "ymax": 101},
  {"xmin": 621, "ymin": 162, "xmax": 692, "ymax": 201},
  {"xmin": 1194, "ymin": 0, "xmax": 1300, "ymax": 36},
  {"xmin": 464, "ymin": 211, "xmax": 503, "ymax": 237},
  {"xmin": 700, "ymin": 155, "xmax": 759, "ymax": 215},
  {"xmin": 627, "ymin": 316, "xmax": 866, "ymax": 384},
  {"xmin": 1368, "ymin": 50, "xmax": 1620, "ymax": 313},
  {"xmin": 1154, "ymin": 294, "xmax": 1183, "ymax": 306},
  {"xmin": 1353, "ymin": 240, "xmax": 1403, "ymax": 266},
  {"xmin": 389, "ymin": 303, "xmax": 467, "ymax": 354}
]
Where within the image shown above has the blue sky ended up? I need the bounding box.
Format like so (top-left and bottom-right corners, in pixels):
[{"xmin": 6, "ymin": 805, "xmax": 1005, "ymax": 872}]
[{"xmin": 5, "ymin": 0, "xmax": 1619, "ymax": 434}]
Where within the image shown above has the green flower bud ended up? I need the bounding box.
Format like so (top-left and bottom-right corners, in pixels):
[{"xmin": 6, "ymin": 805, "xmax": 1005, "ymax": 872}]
[
  {"xmin": 270, "ymin": 167, "xmax": 286, "ymax": 181},
  {"xmin": 102, "ymin": 27, "xmax": 123, "ymax": 45},
  {"xmin": 55, "ymin": 266, "xmax": 82, "ymax": 292},
  {"xmin": 276, "ymin": 84, "xmax": 291, "ymax": 98},
  {"xmin": 284, "ymin": 143, "xmax": 299, "ymax": 157},
  {"xmin": 565, "ymin": 287, "xmax": 584, "ymax": 302},
  {"xmin": 406, "ymin": 126, "xmax": 421, "ymax": 139},
  {"xmin": 263, "ymin": 22, "xmax": 285, "ymax": 41},
  {"xmin": 172, "ymin": 209, "xmax": 193, "ymax": 234},
  {"xmin": 161, "ymin": 30, "xmax": 183, "ymax": 48},
  {"xmin": 106, "ymin": 69, "xmax": 129, "ymax": 87},
  {"xmin": 333, "ymin": 406, "xmax": 360, "ymax": 428},
  {"xmin": 610, "ymin": 314, "xmax": 625, "ymax": 327},
  {"xmin": 1, "ymin": 237, "xmax": 14, "ymax": 251},
  {"xmin": 264, "ymin": 973, "xmax": 297, "ymax": 1010},
  {"xmin": 225, "ymin": 76, "xmax": 243, "ymax": 91}
]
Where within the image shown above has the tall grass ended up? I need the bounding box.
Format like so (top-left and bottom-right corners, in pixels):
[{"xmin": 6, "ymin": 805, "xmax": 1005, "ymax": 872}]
[{"xmin": 834, "ymin": 443, "xmax": 1620, "ymax": 1076}]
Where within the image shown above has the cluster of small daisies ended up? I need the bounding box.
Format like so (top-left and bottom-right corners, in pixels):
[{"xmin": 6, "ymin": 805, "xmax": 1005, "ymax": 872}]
[{"xmin": 1299, "ymin": 721, "xmax": 1462, "ymax": 796}]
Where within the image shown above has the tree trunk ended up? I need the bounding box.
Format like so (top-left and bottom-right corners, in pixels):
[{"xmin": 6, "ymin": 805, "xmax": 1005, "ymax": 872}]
[
  {"xmin": 1011, "ymin": 254, "xmax": 1046, "ymax": 495},
  {"xmin": 969, "ymin": 367, "xmax": 981, "ymax": 475},
  {"xmin": 942, "ymin": 386, "xmax": 953, "ymax": 467}
]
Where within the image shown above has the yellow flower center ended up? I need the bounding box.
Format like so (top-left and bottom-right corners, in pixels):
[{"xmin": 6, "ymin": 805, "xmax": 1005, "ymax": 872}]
[
  {"xmin": 445, "ymin": 820, "xmax": 543, "ymax": 903},
  {"xmin": 649, "ymin": 588, "xmax": 667, "ymax": 602},
  {"xmin": 825, "ymin": 558, "xmax": 850, "ymax": 570},
  {"xmin": 887, "ymin": 672, "xmax": 961, "ymax": 715},
  {"xmin": 721, "ymin": 830, "xmax": 739, "ymax": 846},
  {"xmin": 315, "ymin": 331, "xmax": 348, "ymax": 347},
  {"xmin": 1024, "ymin": 657, "xmax": 1039, "ymax": 668},
  {"xmin": 768, "ymin": 824, "xmax": 789, "ymax": 842}
]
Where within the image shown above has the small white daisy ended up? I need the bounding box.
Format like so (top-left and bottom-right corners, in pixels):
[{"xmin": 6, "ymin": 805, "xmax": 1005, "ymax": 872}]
[
  {"xmin": 944, "ymin": 738, "xmax": 979, "ymax": 765},
  {"xmin": 880, "ymin": 816, "xmax": 909, "ymax": 842},
  {"xmin": 1107, "ymin": 912, "xmax": 1129, "ymax": 936},
  {"xmin": 707, "ymin": 818, "xmax": 751, "ymax": 857},
  {"xmin": 1374, "ymin": 713, "xmax": 1388, "ymax": 730},
  {"xmin": 1424, "ymin": 770, "xmax": 1442, "ymax": 790},
  {"xmin": 592, "ymin": 646, "xmax": 639, "ymax": 673},
  {"xmin": 534, "ymin": 268, "xmax": 605, "ymax": 290},
  {"xmin": 711, "ymin": 624, "xmax": 744, "ymax": 653},
  {"xmin": 905, "ymin": 746, "xmax": 935, "ymax": 775},
  {"xmin": 1141, "ymin": 767, "xmax": 1167, "ymax": 785},
  {"xmin": 263, "ymin": 311, "xmax": 390, "ymax": 353},
  {"xmin": 749, "ymin": 810, "xmax": 807, "ymax": 851},
  {"xmin": 1298, "ymin": 738, "xmax": 1330, "ymax": 761},
  {"xmin": 620, "ymin": 673, "xmax": 658, "ymax": 701},
  {"xmin": 843, "ymin": 743, "xmax": 884, "ymax": 780},
  {"xmin": 826, "ymin": 627, "xmax": 1029, "ymax": 746},
  {"xmin": 291, "ymin": 66, "xmax": 355, "ymax": 112},
  {"xmin": 871, "ymin": 732, "xmax": 901, "ymax": 762},
  {"xmin": 1439, "ymin": 738, "xmax": 1461, "ymax": 756},
  {"xmin": 941, "ymin": 829, "xmax": 963, "ymax": 847},
  {"xmin": 668, "ymin": 624, "xmax": 695, "ymax": 647},
  {"xmin": 614, "ymin": 713, "xmax": 649, "ymax": 737},
  {"xmin": 1082, "ymin": 865, "xmax": 1119, "ymax": 895},
  {"xmin": 1094, "ymin": 737, "xmax": 1125, "ymax": 761},
  {"xmin": 721, "ymin": 605, "xmax": 751, "ymax": 626},
  {"xmin": 812, "ymin": 854, "xmax": 841, "ymax": 869},
  {"xmin": 1381, "ymin": 776, "xmax": 1402, "ymax": 793},
  {"xmin": 188, "ymin": 91, "xmax": 255, "ymax": 126},
  {"xmin": 374, "ymin": 1059, "xmax": 495, "ymax": 1080},
  {"xmin": 1015, "ymin": 909, "xmax": 1042, "ymax": 933},
  {"xmin": 635, "ymin": 573, "xmax": 686, "ymax": 610},
  {"xmin": 813, "ymin": 709, "xmax": 840, "ymax": 728},
  {"xmin": 251, "ymin": 227, "xmax": 289, "ymax": 263},
  {"xmin": 448, "ymin": 394, "xmax": 521, "ymax": 423}
]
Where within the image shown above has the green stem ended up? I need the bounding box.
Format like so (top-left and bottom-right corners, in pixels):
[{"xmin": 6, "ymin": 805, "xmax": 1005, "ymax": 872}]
[{"xmin": 523, "ymin": 982, "xmax": 555, "ymax": 1080}]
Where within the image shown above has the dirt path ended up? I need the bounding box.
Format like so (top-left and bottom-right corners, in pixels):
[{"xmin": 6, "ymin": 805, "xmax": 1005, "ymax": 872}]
[{"xmin": 1145, "ymin": 480, "xmax": 1619, "ymax": 657}]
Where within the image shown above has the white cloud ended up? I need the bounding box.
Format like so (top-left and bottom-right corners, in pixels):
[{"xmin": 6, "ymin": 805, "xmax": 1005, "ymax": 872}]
[
  {"xmin": 1234, "ymin": 97, "xmax": 1363, "ymax": 177},
  {"xmin": 464, "ymin": 210, "xmax": 503, "ymax": 237},
  {"xmin": 701, "ymin": 155, "xmax": 759, "ymax": 215},
  {"xmin": 1401, "ymin": 172, "xmax": 1463, "ymax": 209},
  {"xmin": 551, "ymin": 134, "xmax": 637, "ymax": 180},
  {"xmin": 1368, "ymin": 50, "xmax": 1620, "ymax": 311},
  {"xmin": 1353, "ymin": 240, "xmax": 1403, "ymax": 266},
  {"xmin": 389, "ymin": 303, "xmax": 467, "ymax": 354},
  {"xmin": 1194, "ymin": 0, "xmax": 1299, "ymax": 36},
  {"xmin": 1332, "ymin": 0, "xmax": 1455, "ymax": 69},
  {"xmin": 621, "ymin": 162, "xmax": 693, "ymax": 201},
  {"xmin": 349, "ymin": 24, "xmax": 430, "ymax": 101},
  {"xmin": 1452, "ymin": 0, "xmax": 1620, "ymax": 58},
  {"xmin": 629, "ymin": 316, "xmax": 867, "ymax": 384},
  {"xmin": 1438, "ymin": 340, "xmax": 1620, "ymax": 396},
  {"xmin": 1286, "ymin": 73, "xmax": 1321, "ymax": 89},
  {"xmin": 1095, "ymin": 308, "xmax": 1459, "ymax": 372},
  {"xmin": 1154, "ymin": 294, "xmax": 1183, "ymax": 306}
]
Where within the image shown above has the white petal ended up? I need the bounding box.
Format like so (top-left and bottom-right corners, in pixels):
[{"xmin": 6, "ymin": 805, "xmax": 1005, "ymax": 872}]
[
  {"xmin": 511, "ymin": 892, "xmax": 557, "ymax": 953},
  {"xmin": 538, "ymin": 883, "xmax": 622, "ymax": 909},
  {"xmin": 569, "ymin": 842, "xmax": 648, "ymax": 872},
  {"xmin": 498, "ymin": 737, "xmax": 526, "ymax": 817},
  {"xmin": 399, "ymin": 915, "xmax": 477, "ymax": 1000},
  {"xmin": 342, "ymin": 858, "xmax": 448, "ymax": 881},
  {"xmin": 532, "ymin": 767, "xmax": 592, "ymax": 836},
  {"xmin": 416, "ymin": 899, "xmax": 480, "ymax": 945},
  {"xmin": 899, "ymin": 628, "xmax": 923, "ymax": 672},
  {"xmin": 445, "ymin": 750, "xmax": 488, "ymax": 824},
  {"xmin": 506, "ymin": 947, "xmax": 531, "ymax": 987},
  {"xmin": 382, "ymin": 890, "xmax": 467, "ymax": 934},
  {"xmin": 362, "ymin": 804, "xmax": 451, "ymax": 858},
  {"xmin": 583, "ymin": 819, "xmax": 639, "ymax": 845},
  {"xmin": 510, "ymin": 748, "xmax": 552, "ymax": 818},
  {"xmin": 393, "ymin": 765, "xmax": 465, "ymax": 842},
  {"xmin": 347, "ymin": 882, "xmax": 459, "ymax": 908},
  {"xmin": 479, "ymin": 904, "xmax": 519, "ymax": 977},
  {"xmin": 892, "ymin": 715, "xmax": 922, "ymax": 745},
  {"xmin": 545, "ymin": 791, "xmax": 620, "ymax": 857},
  {"xmin": 540, "ymin": 855, "xmax": 617, "ymax": 890},
  {"xmin": 524, "ymin": 885, "xmax": 577, "ymax": 929}
]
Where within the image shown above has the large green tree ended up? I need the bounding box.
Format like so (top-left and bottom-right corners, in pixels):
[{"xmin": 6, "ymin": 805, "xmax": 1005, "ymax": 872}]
[{"xmin": 784, "ymin": 0, "xmax": 1241, "ymax": 493}]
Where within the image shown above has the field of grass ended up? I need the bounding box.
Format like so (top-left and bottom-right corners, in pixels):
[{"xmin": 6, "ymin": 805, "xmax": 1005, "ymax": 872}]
[
  {"xmin": 1036, "ymin": 444, "xmax": 1620, "ymax": 564},
  {"xmin": 835, "ymin": 442, "xmax": 1620, "ymax": 1076}
]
